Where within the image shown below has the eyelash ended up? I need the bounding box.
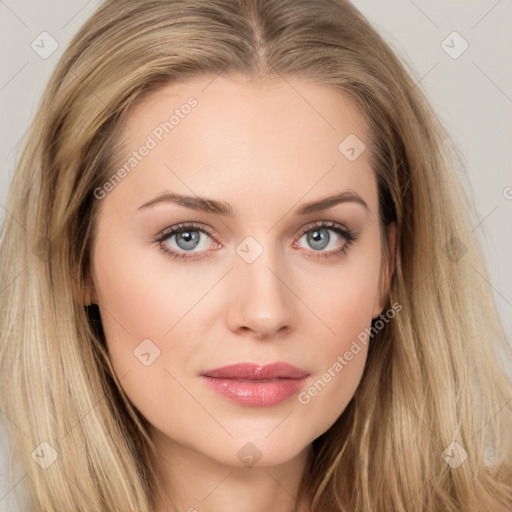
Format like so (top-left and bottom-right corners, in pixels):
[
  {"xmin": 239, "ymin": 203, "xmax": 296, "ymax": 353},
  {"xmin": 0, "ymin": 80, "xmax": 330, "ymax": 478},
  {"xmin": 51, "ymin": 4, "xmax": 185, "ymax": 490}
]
[{"xmin": 154, "ymin": 221, "xmax": 359, "ymax": 262}]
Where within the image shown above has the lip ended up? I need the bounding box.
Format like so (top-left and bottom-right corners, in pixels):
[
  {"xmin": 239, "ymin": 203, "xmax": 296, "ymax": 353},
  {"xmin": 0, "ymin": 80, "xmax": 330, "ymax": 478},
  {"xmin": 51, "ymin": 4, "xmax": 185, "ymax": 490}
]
[{"xmin": 200, "ymin": 362, "xmax": 310, "ymax": 407}]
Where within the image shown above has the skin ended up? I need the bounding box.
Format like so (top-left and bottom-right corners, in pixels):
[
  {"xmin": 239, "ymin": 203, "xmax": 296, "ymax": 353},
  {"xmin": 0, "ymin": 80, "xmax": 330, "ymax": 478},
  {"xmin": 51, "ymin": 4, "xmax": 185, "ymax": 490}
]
[{"xmin": 86, "ymin": 74, "xmax": 396, "ymax": 512}]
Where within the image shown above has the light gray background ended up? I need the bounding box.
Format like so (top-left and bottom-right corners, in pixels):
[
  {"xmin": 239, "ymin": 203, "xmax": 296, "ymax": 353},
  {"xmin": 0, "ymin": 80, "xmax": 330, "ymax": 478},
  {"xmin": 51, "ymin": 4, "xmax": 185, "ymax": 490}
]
[{"xmin": 1, "ymin": 1, "xmax": 511, "ymax": 509}]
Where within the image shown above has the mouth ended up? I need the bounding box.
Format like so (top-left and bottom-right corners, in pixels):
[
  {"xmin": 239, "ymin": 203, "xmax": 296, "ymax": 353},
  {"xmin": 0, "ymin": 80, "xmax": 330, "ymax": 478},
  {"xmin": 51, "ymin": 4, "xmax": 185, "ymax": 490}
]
[{"xmin": 200, "ymin": 362, "xmax": 310, "ymax": 407}]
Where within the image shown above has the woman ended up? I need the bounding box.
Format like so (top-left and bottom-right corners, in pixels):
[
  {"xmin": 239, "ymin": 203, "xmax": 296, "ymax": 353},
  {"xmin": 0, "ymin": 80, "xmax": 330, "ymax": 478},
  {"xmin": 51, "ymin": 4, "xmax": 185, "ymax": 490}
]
[{"xmin": 0, "ymin": 0, "xmax": 511, "ymax": 510}]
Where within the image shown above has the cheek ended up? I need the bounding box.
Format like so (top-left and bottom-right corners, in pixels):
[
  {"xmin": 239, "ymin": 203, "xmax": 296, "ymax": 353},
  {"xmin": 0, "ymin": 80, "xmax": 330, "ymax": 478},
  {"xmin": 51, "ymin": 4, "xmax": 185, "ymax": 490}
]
[
  {"xmin": 91, "ymin": 240, "xmax": 204, "ymax": 431},
  {"xmin": 297, "ymin": 347, "xmax": 367, "ymax": 440},
  {"xmin": 304, "ymin": 244, "xmax": 382, "ymax": 343},
  {"xmin": 90, "ymin": 233, "xmax": 208, "ymax": 384},
  {"xmin": 296, "ymin": 303, "xmax": 371, "ymax": 440},
  {"xmin": 92, "ymin": 232, "xmax": 206, "ymax": 342},
  {"xmin": 294, "ymin": 253, "xmax": 381, "ymax": 435}
]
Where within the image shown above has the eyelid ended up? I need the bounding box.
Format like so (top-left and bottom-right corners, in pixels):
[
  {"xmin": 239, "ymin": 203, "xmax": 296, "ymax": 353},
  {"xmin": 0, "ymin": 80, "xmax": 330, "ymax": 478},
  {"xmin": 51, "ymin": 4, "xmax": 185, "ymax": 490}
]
[
  {"xmin": 156, "ymin": 221, "xmax": 217, "ymax": 240},
  {"xmin": 154, "ymin": 222, "xmax": 220, "ymax": 261},
  {"xmin": 154, "ymin": 219, "xmax": 358, "ymax": 260},
  {"xmin": 295, "ymin": 219, "xmax": 351, "ymax": 238},
  {"xmin": 156, "ymin": 220, "xmax": 352, "ymax": 241},
  {"xmin": 292, "ymin": 220, "xmax": 358, "ymax": 258}
]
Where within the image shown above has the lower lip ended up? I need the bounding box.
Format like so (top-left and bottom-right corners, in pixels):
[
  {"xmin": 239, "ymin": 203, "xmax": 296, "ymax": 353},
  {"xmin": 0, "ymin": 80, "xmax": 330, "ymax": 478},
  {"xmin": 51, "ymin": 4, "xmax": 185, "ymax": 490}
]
[{"xmin": 202, "ymin": 376, "xmax": 307, "ymax": 407}]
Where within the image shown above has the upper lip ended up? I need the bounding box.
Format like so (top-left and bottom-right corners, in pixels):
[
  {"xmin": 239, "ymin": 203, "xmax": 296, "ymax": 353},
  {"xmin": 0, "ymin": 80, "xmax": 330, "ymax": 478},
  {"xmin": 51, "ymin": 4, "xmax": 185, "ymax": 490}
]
[{"xmin": 201, "ymin": 362, "xmax": 309, "ymax": 380}]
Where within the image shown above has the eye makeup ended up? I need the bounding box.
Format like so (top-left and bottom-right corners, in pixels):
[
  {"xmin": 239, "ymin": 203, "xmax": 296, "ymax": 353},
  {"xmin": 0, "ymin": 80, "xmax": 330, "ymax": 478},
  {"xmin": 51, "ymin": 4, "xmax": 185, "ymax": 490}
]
[{"xmin": 153, "ymin": 220, "xmax": 359, "ymax": 262}]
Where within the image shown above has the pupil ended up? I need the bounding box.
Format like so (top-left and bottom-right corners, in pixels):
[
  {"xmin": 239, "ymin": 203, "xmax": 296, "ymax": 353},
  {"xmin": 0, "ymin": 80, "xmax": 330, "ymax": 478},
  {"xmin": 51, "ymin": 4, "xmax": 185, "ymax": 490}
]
[
  {"xmin": 308, "ymin": 229, "xmax": 329, "ymax": 250},
  {"xmin": 177, "ymin": 230, "xmax": 199, "ymax": 250}
]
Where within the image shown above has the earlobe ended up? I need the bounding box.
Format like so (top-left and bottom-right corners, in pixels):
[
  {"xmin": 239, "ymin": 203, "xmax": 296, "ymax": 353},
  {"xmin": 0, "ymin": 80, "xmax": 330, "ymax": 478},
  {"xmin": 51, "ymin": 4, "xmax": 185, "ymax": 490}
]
[
  {"xmin": 372, "ymin": 221, "xmax": 397, "ymax": 318},
  {"xmin": 387, "ymin": 221, "xmax": 397, "ymax": 280},
  {"xmin": 82, "ymin": 271, "xmax": 98, "ymax": 306}
]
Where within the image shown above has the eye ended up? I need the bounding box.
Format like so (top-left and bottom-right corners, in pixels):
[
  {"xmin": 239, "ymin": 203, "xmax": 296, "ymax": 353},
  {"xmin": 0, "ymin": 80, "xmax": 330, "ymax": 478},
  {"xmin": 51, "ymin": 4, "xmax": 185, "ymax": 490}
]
[
  {"xmin": 155, "ymin": 222, "xmax": 219, "ymax": 261},
  {"xmin": 293, "ymin": 221, "xmax": 358, "ymax": 259},
  {"xmin": 154, "ymin": 220, "xmax": 358, "ymax": 262}
]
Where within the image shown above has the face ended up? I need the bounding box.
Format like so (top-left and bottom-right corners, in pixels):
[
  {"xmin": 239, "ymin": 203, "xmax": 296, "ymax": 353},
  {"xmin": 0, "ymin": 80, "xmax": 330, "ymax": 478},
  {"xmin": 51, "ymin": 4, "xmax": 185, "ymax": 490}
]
[{"xmin": 88, "ymin": 74, "xmax": 395, "ymax": 469}]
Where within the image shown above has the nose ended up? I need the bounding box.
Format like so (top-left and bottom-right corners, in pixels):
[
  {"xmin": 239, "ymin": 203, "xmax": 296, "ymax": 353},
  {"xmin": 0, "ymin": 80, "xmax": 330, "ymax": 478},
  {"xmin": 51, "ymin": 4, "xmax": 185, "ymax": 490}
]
[{"xmin": 225, "ymin": 246, "xmax": 296, "ymax": 339}]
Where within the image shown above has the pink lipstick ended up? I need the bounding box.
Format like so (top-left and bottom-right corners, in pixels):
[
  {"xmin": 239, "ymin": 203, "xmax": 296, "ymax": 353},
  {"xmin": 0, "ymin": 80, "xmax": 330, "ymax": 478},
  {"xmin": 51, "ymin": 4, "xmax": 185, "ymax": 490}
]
[{"xmin": 200, "ymin": 362, "xmax": 309, "ymax": 407}]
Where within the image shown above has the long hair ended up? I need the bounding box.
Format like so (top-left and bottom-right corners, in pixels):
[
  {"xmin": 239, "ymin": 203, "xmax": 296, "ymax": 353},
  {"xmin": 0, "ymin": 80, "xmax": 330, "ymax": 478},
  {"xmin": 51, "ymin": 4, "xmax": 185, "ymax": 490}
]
[{"xmin": 0, "ymin": 0, "xmax": 511, "ymax": 510}]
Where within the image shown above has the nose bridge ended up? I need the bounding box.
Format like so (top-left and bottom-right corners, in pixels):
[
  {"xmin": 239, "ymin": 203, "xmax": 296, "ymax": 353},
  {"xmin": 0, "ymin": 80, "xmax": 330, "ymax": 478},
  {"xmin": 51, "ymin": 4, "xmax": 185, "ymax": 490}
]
[{"xmin": 226, "ymin": 234, "xmax": 295, "ymax": 337}]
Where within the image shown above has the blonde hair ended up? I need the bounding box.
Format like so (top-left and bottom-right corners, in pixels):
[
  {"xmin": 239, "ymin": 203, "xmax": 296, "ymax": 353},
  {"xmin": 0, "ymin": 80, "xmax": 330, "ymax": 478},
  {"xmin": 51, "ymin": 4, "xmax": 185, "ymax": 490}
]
[{"xmin": 1, "ymin": 0, "xmax": 511, "ymax": 510}]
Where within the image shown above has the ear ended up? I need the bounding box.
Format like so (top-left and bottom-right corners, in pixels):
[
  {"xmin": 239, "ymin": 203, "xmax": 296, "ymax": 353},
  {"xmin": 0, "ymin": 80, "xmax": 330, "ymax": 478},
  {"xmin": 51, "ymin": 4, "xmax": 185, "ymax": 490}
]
[
  {"xmin": 372, "ymin": 221, "xmax": 397, "ymax": 319},
  {"xmin": 82, "ymin": 268, "xmax": 98, "ymax": 307}
]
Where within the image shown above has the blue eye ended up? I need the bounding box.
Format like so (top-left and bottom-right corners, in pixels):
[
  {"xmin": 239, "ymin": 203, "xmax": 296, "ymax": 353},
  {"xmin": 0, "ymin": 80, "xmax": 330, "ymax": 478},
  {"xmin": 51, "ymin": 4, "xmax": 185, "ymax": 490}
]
[
  {"xmin": 300, "ymin": 226, "xmax": 339, "ymax": 251},
  {"xmin": 156, "ymin": 222, "xmax": 216, "ymax": 261},
  {"xmin": 170, "ymin": 229, "xmax": 202, "ymax": 251},
  {"xmin": 294, "ymin": 221, "xmax": 358, "ymax": 259},
  {"xmin": 155, "ymin": 221, "xmax": 358, "ymax": 261}
]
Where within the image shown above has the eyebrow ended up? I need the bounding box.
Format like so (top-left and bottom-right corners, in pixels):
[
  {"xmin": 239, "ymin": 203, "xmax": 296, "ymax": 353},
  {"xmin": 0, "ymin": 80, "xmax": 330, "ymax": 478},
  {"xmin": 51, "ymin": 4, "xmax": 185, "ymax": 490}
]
[{"xmin": 137, "ymin": 190, "xmax": 369, "ymax": 216}]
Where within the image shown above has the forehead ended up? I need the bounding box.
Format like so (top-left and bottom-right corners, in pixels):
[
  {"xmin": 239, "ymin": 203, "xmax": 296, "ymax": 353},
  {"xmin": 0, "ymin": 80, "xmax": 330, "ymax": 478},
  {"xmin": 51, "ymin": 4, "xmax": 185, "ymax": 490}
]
[{"xmin": 106, "ymin": 74, "xmax": 377, "ymax": 218}]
